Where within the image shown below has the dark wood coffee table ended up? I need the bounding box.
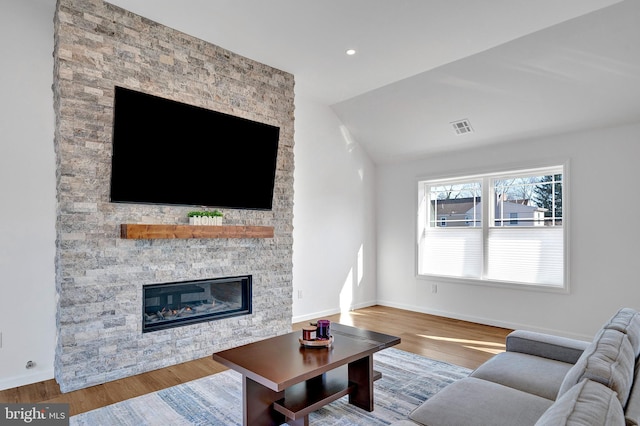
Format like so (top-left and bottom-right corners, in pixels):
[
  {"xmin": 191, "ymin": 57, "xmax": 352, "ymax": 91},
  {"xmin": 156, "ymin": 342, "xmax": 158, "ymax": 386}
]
[{"xmin": 212, "ymin": 323, "xmax": 401, "ymax": 426}]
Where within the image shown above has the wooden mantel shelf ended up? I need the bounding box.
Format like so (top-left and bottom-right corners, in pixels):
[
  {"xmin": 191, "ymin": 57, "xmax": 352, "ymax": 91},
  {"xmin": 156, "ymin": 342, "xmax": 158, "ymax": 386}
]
[{"xmin": 120, "ymin": 224, "xmax": 274, "ymax": 240}]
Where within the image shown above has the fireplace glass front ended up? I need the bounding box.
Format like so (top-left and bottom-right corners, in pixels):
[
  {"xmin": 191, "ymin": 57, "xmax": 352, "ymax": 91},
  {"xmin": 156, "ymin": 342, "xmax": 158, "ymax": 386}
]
[{"xmin": 142, "ymin": 275, "xmax": 252, "ymax": 332}]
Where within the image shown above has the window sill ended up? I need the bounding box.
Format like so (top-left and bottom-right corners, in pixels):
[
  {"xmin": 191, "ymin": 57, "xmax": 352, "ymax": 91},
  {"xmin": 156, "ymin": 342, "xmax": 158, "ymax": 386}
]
[{"xmin": 416, "ymin": 273, "xmax": 569, "ymax": 294}]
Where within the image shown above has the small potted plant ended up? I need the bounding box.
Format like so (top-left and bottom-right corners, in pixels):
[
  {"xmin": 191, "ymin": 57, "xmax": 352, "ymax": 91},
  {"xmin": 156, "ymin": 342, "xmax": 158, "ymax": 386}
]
[{"xmin": 188, "ymin": 210, "xmax": 223, "ymax": 226}]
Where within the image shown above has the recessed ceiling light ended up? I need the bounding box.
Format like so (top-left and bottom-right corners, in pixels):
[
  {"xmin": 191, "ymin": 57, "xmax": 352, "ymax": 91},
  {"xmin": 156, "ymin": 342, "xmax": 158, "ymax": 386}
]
[{"xmin": 346, "ymin": 49, "xmax": 356, "ymax": 56}]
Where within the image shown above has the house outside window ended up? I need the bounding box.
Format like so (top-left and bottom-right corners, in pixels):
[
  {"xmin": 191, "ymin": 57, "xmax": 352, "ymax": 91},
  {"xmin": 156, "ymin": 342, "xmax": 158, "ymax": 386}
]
[{"xmin": 417, "ymin": 165, "xmax": 566, "ymax": 289}]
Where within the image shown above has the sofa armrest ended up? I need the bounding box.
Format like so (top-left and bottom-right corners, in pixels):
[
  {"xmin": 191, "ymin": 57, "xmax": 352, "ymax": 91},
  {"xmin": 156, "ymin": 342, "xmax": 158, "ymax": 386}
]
[{"xmin": 506, "ymin": 330, "xmax": 590, "ymax": 364}]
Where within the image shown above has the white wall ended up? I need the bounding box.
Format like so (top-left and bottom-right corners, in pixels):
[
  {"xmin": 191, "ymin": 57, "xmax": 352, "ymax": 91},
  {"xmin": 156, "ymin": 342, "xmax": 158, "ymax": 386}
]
[
  {"xmin": 0, "ymin": 0, "xmax": 57, "ymax": 390},
  {"xmin": 292, "ymin": 95, "xmax": 377, "ymax": 322},
  {"xmin": 377, "ymin": 124, "xmax": 640, "ymax": 340}
]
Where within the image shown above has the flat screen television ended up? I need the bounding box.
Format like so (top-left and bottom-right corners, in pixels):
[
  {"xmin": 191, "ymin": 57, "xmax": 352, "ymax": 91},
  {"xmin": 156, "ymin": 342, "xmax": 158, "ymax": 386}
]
[{"xmin": 110, "ymin": 86, "xmax": 280, "ymax": 210}]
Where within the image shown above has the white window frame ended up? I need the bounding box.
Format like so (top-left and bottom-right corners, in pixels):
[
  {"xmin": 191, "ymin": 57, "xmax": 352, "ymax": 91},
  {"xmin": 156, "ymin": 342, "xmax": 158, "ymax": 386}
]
[{"xmin": 416, "ymin": 163, "xmax": 569, "ymax": 293}]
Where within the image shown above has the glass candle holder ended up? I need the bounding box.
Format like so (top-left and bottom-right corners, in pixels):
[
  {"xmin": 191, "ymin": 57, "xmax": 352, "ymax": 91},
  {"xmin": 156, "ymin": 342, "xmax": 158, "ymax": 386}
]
[
  {"xmin": 316, "ymin": 319, "xmax": 331, "ymax": 340},
  {"xmin": 302, "ymin": 326, "xmax": 317, "ymax": 340}
]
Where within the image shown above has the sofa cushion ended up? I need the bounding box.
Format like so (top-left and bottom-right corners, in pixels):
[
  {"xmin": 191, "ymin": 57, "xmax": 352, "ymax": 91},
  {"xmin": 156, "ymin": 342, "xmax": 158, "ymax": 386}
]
[
  {"xmin": 603, "ymin": 308, "xmax": 640, "ymax": 357},
  {"xmin": 624, "ymin": 358, "xmax": 640, "ymax": 426},
  {"xmin": 534, "ymin": 379, "xmax": 625, "ymax": 425},
  {"xmin": 471, "ymin": 351, "xmax": 573, "ymax": 400},
  {"xmin": 409, "ymin": 377, "xmax": 553, "ymax": 426},
  {"xmin": 506, "ymin": 330, "xmax": 589, "ymax": 364},
  {"xmin": 558, "ymin": 328, "xmax": 635, "ymax": 407}
]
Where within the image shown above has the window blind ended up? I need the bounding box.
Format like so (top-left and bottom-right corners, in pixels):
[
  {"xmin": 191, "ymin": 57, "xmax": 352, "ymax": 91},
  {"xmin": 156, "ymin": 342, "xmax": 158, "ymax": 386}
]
[
  {"xmin": 486, "ymin": 227, "xmax": 563, "ymax": 285},
  {"xmin": 420, "ymin": 228, "xmax": 483, "ymax": 278}
]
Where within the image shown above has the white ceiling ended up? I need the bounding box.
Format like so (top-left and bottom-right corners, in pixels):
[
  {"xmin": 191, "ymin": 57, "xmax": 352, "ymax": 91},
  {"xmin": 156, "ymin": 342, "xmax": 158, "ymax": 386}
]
[{"xmin": 106, "ymin": 0, "xmax": 640, "ymax": 163}]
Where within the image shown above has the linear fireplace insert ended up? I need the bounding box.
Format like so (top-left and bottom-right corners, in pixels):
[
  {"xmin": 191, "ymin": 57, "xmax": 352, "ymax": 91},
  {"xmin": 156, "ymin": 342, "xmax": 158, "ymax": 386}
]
[{"xmin": 142, "ymin": 275, "xmax": 252, "ymax": 333}]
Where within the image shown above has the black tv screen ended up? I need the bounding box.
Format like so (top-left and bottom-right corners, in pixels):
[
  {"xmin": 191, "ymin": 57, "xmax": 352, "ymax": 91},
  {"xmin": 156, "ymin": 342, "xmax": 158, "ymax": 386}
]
[{"xmin": 110, "ymin": 86, "xmax": 280, "ymax": 210}]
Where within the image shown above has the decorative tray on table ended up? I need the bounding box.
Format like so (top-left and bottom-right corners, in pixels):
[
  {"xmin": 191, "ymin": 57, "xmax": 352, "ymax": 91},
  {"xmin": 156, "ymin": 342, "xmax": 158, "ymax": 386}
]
[{"xmin": 299, "ymin": 336, "xmax": 334, "ymax": 348}]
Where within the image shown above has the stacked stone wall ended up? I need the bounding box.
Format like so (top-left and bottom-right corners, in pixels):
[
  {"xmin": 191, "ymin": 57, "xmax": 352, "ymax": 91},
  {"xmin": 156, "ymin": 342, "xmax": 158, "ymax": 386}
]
[{"xmin": 53, "ymin": 0, "xmax": 294, "ymax": 392}]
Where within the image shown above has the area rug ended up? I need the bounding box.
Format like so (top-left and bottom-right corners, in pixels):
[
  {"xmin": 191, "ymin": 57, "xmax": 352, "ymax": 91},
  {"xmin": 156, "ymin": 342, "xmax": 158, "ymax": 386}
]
[{"xmin": 70, "ymin": 348, "xmax": 470, "ymax": 425}]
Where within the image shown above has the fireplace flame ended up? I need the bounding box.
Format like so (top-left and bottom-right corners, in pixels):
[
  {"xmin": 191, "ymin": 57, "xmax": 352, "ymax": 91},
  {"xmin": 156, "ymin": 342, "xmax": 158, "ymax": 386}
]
[{"xmin": 155, "ymin": 306, "xmax": 197, "ymax": 319}]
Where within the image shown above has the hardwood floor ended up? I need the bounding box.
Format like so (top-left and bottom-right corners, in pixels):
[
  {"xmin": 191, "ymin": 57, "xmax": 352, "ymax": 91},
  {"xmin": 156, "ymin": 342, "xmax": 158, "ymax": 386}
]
[{"xmin": 0, "ymin": 305, "xmax": 512, "ymax": 416}]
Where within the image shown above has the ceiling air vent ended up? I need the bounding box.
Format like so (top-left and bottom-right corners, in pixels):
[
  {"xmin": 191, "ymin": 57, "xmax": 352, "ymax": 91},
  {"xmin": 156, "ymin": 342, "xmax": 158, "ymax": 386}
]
[{"xmin": 450, "ymin": 119, "xmax": 473, "ymax": 135}]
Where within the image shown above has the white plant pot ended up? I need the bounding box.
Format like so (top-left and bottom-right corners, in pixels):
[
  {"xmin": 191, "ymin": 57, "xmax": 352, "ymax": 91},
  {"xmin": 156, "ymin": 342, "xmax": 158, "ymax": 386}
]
[{"xmin": 189, "ymin": 216, "xmax": 222, "ymax": 226}]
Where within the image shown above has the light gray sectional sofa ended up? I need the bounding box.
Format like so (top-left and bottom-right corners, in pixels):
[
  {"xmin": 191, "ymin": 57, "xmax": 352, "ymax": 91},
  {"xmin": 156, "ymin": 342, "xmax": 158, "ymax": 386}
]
[{"xmin": 393, "ymin": 307, "xmax": 640, "ymax": 426}]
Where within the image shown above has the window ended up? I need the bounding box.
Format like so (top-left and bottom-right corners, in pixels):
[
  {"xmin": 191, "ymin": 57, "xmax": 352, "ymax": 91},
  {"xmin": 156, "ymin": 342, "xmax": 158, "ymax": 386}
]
[{"xmin": 417, "ymin": 165, "xmax": 566, "ymax": 288}]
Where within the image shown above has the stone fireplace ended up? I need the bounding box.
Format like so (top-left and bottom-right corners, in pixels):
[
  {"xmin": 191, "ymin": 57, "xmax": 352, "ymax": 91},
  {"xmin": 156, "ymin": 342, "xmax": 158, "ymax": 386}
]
[{"xmin": 53, "ymin": 0, "xmax": 295, "ymax": 392}]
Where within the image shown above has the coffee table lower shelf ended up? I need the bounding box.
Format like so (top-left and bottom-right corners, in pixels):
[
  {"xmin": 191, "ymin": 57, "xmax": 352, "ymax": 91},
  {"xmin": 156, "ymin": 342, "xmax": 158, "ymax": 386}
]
[{"xmin": 273, "ymin": 365, "xmax": 383, "ymax": 421}]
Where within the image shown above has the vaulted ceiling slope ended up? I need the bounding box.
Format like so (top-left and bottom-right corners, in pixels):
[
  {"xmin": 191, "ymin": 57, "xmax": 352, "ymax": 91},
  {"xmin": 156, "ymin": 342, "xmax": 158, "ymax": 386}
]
[{"xmin": 107, "ymin": 0, "xmax": 640, "ymax": 163}]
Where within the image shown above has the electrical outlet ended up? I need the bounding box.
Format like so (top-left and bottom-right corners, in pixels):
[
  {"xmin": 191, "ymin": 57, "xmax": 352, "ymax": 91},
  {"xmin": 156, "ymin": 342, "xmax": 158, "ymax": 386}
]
[
  {"xmin": 431, "ymin": 284, "xmax": 438, "ymax": 294},
  {"xmin": 297, "ymin": 290, "xmax": 303, "ymax": 299}
]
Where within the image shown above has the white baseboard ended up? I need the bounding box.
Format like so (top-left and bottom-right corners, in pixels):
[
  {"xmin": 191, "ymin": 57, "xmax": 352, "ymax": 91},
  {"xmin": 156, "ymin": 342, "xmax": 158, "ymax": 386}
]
[
  {"xmin": 0, "ymin": 368, "xmax": 54, "ymax": 391},
  {"xmin": 375, "ymin": 300, "xmax": 593, "ymax": 341}
]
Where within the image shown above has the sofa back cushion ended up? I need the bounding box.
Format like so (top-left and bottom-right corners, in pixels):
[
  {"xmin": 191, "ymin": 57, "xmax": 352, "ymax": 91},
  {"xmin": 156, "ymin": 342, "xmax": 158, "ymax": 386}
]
[
  {"xmin": 535, "ymin": 379, "xmax": 625, "ymax": 426},
  {"xmin": 624, "ymin": 358, "xmax": 640, "ymax": 426},
  {"xmin": 558, "ymin": 328, "xmax": 635, "ymax": 407},
  {"xmin": 603, "ymin": 308, "xmax": 640, "ymax": 357}
]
